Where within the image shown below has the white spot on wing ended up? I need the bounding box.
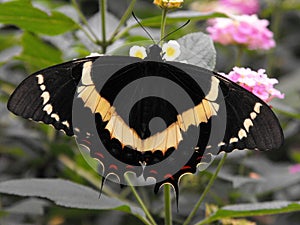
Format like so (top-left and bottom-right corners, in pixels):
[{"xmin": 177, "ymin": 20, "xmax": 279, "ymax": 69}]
[
  {"xmin": 218, "ymin": 142, "xmax": 225, "ymax": 147},
  {"xmin": 229, "ymin": 137, "xmax": 238, "ymax": 144},
  {"xmin": 40, "ymin": 85, "xmax": 46, "ymax": 91},
  {"xmin": 250, "ymin": 112, "xmax": 257, "ymax": 120},
  {"xmin": 43, "ymin": 104, "xmax": 53, "ymax": 115},
  {"xmin": 243, "ymin": 118, "xmax": 253, "ymax": 132},
  {"xmin": 41, "ymin": 91, "xmax": 50, "ymax": 105},
  {"xmin": 51, "ymin": 113, "xmax": 60, "ymax": 121},
  {"xmin": 36, "ymin": 74, "xmax": 44, "ymax": 85},
  {"xmin": 62, "ymin": 121, "xmax": 70, "ymax": 128},
  {"xmin": 254, "ymin": 103, "xmax": 262, "ymax": 113},
  {"xmin": 238, "ymin": 128, "xmax": 247, "ymax": 140}
]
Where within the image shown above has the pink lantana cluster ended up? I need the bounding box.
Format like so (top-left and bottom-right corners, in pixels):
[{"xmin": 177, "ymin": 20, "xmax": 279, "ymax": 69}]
[
  {"xmin": 190, "ymin": 0, "xmax": 259, "ymax": 15},
  {"xmin": 222, "ymin": 67, "xmax": 284, "ymax": 102},
  {"xmin": 219, "ymin": 0, "xmax": 259, "ymax": 15},
  {"xmin": 207, "ymin": 15, "xmax": 275, "ymax": 50}
]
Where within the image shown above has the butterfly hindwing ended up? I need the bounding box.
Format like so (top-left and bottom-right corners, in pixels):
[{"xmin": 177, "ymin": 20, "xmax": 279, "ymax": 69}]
[
  {"xmin": 167, "ymin": 61, "xmax": 283, "ymax": 153},
  {"xmin": 7, "ymin": 57, "xmax": 99, "ymax": 136},
  {"xmin": 214, "ymin": 74, "xmax": 284, "ymax": 152}
]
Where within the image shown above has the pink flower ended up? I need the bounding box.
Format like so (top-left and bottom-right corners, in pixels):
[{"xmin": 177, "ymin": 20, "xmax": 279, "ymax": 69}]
[
  {"xmin": 190, "ymin": 0, "xmax": 259, "ymax": 15},
  {"xmin": 289, "ymin": 164, "xmax": 300, "ymax": 174},
  {"xmin": 207, "ymin": 15, "xmax": 275, "ymax": 50},
  {"xmin": 221, "ymin": 67, "xmax": 284, "ymax": 102},
  {"xmin": 219, "ymin": 0, "xmax": 259, "ymax": 15}
]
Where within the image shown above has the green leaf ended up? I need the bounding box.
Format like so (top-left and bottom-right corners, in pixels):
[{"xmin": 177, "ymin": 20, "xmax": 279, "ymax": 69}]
[
  {"xmin": 0, "ymin": 178, "xmax": 145, "ymax": 218},
  {"xmin": 0, "ymin": 145, "xmax": 25, "ymax": 157},
  {"xmin": 0, "ymin": 0, "xmax": 78, "ymax": 35},
  {"xmin": 176, "ymin": 32, "xmax": 216, "ymax": 70},
  {"xmin": 16, "ymin": 32, "xmax": 62, "ymax": 71},
  {"xmin": 139, "ymin": 11, "xmax": 228, "ymax": 27},
  {"xmin": 0, "ymin": 33, "xmax": 19, "ymax": 52},
  {"xmin": 197, "ymin": 201, "xmax": 300, "ymax": 225}
]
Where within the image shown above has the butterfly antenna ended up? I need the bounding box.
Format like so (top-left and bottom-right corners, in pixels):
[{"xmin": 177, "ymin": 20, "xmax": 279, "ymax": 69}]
[
  {"xmin": 132, "ymin": 12, "xmax": 155, "ymax": 43},
  {"xmin": 158, "ymin": 20, "xmax": 190, "ymax": 45}
]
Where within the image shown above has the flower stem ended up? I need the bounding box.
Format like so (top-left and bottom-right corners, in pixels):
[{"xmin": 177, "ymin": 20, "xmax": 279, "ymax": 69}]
[
  {"xmin": 71, "ymin": 0, "xmax": 101, "ymax": 45},
  {"xmin": 235, "ymin": 45, "xmax": 243, "ymax": 67},
  {"xmin": 160, "ymin": 8, "xmax": 173, "ymax": 225},
  {"xmin": 267, "ymin": 1, "xmax": 282, "ymax": 75},
  {"xmin": 124, "ymin": 174, "xmax": 158, "ymax": 225},
  {"xmin": 160, "ymin": 8, "xmax": 168, "ymax": 43},
  {"xmin": 182, "ymin": 153, "xmax": 228, "ymax": 225},
  {"xmin": 108, "ymin": 0, "xmax": 137, "ymax": 42},
  {"xmin": 164, "ymin": 184, "xmax": 173, "ymax": 225},
  {"xmin": 100, "ymin": 0, "xmax": 107, "ymax": 53}
]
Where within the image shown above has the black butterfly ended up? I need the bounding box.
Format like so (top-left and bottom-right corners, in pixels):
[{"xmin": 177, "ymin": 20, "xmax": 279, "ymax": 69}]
[{"xmin": 7, "ymin": 44, "xmax": 283, "ymax": 202}]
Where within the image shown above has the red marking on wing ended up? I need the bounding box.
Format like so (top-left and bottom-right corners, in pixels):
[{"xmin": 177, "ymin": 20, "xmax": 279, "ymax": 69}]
[
  {"xmin": 182, "ymin": 165, "xmax": 191, "ymax": 170},
  {"xmin": 81, "ymin": 139, "xmax": 91, "ymax": 145},
  {"xmin": 95, "ymin": 152, "xmax": 104, "ymax": 159},
  {"xmin": 149, "ymin": 170, "xmax": 158, "ymax": 174},
  {"xmin": 109, "ymin": 164, "xmax": 118, "ymax": 170},
  {"xmin": 126, "ymin": 165, "xmax": 134, "ymax": 169},
  {"xmin": 164, "ymin": 174, "xmax": 174, "ymax": 180},
  {"xmin": 196, "ymin": 156, "xmax": 204, "ymax": 161}
]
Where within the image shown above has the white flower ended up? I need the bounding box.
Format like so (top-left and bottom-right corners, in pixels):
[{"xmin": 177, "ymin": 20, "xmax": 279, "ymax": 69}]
[
  {"xmin": 129, "ymin": 46, "xmax": 147, "ymax": 59},
  {"xmin": 162, "ymin": 40, "xmax": 181, "ymax": 61}
]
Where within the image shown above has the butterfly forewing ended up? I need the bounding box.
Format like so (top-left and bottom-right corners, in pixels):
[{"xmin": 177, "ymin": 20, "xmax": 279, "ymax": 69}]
[{"xmin": 7, "ymin": 57, "xmax": 99, "ymax": 136}]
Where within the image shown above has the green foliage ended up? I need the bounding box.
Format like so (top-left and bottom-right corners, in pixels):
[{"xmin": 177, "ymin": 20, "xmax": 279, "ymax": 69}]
[
  {"xmin": 16, "ymin": 32, "xmax": 62, "ymax": 71},
  {"xmin": 0, "ymin": 0, "xmax": 78, "ymax": 35}
]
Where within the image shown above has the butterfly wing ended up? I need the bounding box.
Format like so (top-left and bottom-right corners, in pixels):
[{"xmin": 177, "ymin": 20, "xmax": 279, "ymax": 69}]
[{"xmin": 7, "ymin": 57, "xmax": 100, "ymax": 136}]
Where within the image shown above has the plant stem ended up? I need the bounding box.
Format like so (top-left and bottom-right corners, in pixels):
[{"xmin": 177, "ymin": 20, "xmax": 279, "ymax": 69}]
[
  {"xmin": 125, "ymin": 174, "xmax": 158, "ymax": 225},
  {"xmin": 182, "ymin": 153, "xmax": 228, "ymax": 225},
  {"xmin": 160, "ymin": 8, "xmax": 173, "ymax": 225},
  {"xmin": 267, "ymin": 0, "xmax": 282, "ymax": 75},
  {"xmin": 108, "ymin": 0, "xmax": 137, "ymax": 42},
  {"xmin": 164, "ymin": 184, "xmax": 173, "ymax": 225},
  {"xmin": 100, "ymin": 0, "xmax": 107, "ymax": 53},
  {"xmin": 235, "ymin": 45, "xmax": 243, "ymax": 67},
  {"xmin": 160, "ymin": 8, "xmax": 168, "ymax": 43},
  {"xmin": 71, "ymin": 0, "xmax": 100, "ymax": 45}
]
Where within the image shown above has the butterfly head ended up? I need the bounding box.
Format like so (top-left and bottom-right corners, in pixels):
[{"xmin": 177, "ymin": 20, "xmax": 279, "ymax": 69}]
[{"xmin": 144, "ymin": 44, "xmax": 164, "ymax": 61}]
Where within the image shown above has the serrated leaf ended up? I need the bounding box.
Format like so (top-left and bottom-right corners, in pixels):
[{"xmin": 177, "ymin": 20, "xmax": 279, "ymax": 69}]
[
  {"xmin": 16, "ymin": 32, "xmax": 62, "ymax": 71},
  {"xmin": 176, "ymin": 32, "xmax": 216, "ymax": 70},
  {"xmin": 198, "ymin": 201, "xmax": 300, "ymax": 225},
  {"xmin": 0, "ymin": 178, "xmax": 145, "ymax": 218},
  {"xmin": 0, "ymin": 0, "xmax": 78, "ymax": 35}
]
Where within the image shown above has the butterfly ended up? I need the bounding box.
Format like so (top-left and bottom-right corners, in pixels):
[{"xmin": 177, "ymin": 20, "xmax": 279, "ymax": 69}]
[{"xmin": 7, "ymin": 43, "xmax": 283, "ymax": 202}]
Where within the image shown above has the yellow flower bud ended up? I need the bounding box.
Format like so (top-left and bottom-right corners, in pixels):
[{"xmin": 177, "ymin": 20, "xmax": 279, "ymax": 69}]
[{"xmin": 153, "ymin": 0, "xmax": 184, "ymax": 9}]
